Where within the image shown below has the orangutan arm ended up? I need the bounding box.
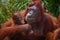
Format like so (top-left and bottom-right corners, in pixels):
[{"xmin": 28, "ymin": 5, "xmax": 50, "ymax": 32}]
[
  {"xmin": 53, "ymin": 28, "xmax": 60, "ymax": 40},
  {"xmin": 0, "ymin": 24, "xmax": 31, "ymax": 40},
  {"xmin": 46, "ymin": 32, "xmax": 53, "ymax": 40},
  {"xmin": 1, "ymin": 18, "xmax": 14, "ymax": 28}
]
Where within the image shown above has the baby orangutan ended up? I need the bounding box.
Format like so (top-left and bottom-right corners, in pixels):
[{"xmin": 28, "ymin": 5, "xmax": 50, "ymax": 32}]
[{"xmin": 1, "ymin": 9, "xmax": 26, "ymax": 28}]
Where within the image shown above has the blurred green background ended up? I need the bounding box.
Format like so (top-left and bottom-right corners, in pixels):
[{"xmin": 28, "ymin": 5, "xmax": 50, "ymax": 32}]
[{"xmin": 0, "ymin": 0, "xmax": 60, "ymax": 24}]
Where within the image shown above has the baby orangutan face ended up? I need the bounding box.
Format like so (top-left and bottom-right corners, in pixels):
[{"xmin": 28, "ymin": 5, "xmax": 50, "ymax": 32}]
[{"xmin": 12, "ymin": 13, "xmax": 23, "ymax": 25}]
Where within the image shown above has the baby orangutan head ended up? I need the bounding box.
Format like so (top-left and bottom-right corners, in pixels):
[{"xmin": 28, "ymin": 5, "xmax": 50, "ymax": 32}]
[{"xmin": 12, "ymin": 12, "xmax": 24, "ymax": 25}]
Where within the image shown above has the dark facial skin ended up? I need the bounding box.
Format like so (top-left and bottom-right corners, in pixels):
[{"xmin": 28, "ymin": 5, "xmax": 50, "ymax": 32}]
[{"xmin": 25, "ymin": 5, "xmax": 39, "ymax": 24}]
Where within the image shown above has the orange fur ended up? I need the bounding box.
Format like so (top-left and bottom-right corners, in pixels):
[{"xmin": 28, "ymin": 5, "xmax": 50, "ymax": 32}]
[
  {"xmin": 46, "ymin": 32, "xmax": 53, "ymax": 40},
  {"xmin": 0, "ymin": 24, "xmax": 31, "ymax": 40},
  {"xmin": 53, "ymin": 28, "xmax": 60, "ymax": 40},
  {"xmin": 1, "ymin": 10, "xmax": 27, "ymax": 40},
  {"xmin": 1, "ymin": 18, "xmax": 14, "ymax": 28},
  {"xmin": 1, "ymin": 10, "xmax": 26, "ymax": 28},
  {"xmin": 0, "ymin": 0, "xmax": 59, "ymax": 40},
  {"xmin": 46, "ymin": 28, "xmax": 60, "ymax": 40},
  {"xmin": 24, "ymin": 0, "xmax": 58, "ymax": 40}
]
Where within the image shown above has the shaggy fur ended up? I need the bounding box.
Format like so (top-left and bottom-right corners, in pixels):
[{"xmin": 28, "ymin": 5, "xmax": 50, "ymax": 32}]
[
  {"xmin": 25, "ymin": 0, "xmax": 58, "ymax": 40},
  {"xmin": 0, "ymin": 24, "xmax": 32, "ymax": 40},
  {"xmin": 1, "ymin": 10, "xmax": 28, "ymax": 40},
  {"xmin": 0, "ymin": 0, "xmax": 58, "ymax": 40},
  {"xmin": 53, "ymin": 28, "xmax": 60, "ymax": 40},
  {"xmin": 46, "ymin": 28, "xmax": 60, "ymax": 40},
  {"xmin": 1, "ymin": 10, "xmax": 26, "ymax": 28}
]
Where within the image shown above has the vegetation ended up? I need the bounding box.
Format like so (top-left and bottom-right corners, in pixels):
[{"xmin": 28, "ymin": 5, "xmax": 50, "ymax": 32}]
[
  {"xmin": 0, "ymin": 0, "xmax": 60, "ymax": 24},
  {"xmin": 43, "ymin": 0, "xmax": 60, "ymax": 17},
  {"xmin": 0, "ymin": 0, "xmax": 30, "ymax": 24}
]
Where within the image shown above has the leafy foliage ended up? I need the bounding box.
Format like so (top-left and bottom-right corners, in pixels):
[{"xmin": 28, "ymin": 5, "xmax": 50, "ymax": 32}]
[
  {"xmin": 43, "ymin": 0, "xmax": 60, "ymax": 17},
  {"xmin": 0, "ymin": 0, "xmax": 60, "ymax": 24},
  {"xmin": 0, "ymin": 0, "xmax": 30, "ymax": 24}
]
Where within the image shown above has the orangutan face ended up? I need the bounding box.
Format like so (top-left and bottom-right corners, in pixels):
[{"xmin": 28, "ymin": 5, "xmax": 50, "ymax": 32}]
[
  {"xmin": 25, "ymin": 5, "xmax": 39, "ymax": 24},
  {"xmin": 12, "ymin": 13, "xmax": 23, "ymax": 25}
]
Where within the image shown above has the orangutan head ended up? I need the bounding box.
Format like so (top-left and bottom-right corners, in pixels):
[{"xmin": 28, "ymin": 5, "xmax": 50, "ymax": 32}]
[
  {"xmin": 25, "ymin": 0, "xmax": 43, "ymax": 24},
  {"xmin": 12, "ymin": 12, "xmax": 23, "ymax": 25}
]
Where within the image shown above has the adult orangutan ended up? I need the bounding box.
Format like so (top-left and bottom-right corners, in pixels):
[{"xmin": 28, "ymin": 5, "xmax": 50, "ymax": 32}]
[
  {"xmin": 0, "ymin": 0, "xmax": 58, "ymax": 40},
  {"xmin": 24, "ymin": 0, "xmax": 58, "ymax": 40}
]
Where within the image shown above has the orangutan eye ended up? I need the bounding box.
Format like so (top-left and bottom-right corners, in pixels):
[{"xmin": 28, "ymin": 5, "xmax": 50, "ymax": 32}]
[
  {"xmin": 30, "ymin": 11, "xmax": 34, "ymax": 14},
  {"xmin": 28, "ymin": 10, "xmax": 33, "ymax": 15}
]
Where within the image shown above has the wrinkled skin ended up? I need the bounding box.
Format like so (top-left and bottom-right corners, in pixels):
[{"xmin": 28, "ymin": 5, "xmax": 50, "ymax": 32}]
[{"xmin": 25, "ymin": 5, "xmax": 39, "ymax": 24}]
